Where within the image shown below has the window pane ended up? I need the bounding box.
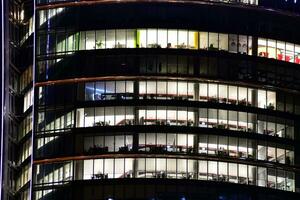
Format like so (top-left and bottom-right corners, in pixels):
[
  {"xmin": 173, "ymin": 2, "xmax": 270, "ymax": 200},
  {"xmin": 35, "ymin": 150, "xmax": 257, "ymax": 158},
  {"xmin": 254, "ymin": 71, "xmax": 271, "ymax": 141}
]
[
  {"xmin": 116, "ymin": 29, "xmax": 126, "ymax": 48},
  {"xmin": 95, "ymin": 31, "xmax": 106, "ymax": 50},
  {"xmin": 147, "ymin": 29, "xmax": 157, "ymax": 48},
  {"xmin": 158, "ymin": 29, "xmax": 167, "ymax": 48},
  {"xmin": 86, "ymin": 31, "xmax": 95, "ymax": 50},
  {"xmin": 168, "ymin": 30, "xmax": 177, "ymax": 48},
  {"xmin": 258, "ymin": 38, "xmax": 267, "ymax": 57},
  {"xmin": 229, "ymin": 34, "xmax": 238, "ymax": 53},
  {"xmin": 267, "ymin": 39, "xmax": 276, "ymax": 59},
  {"xmin": 199, "ymin": 32, "xmax": 208, "ymax": 49},
  {"xmin": 126, "ymin": 29, "xmax": 136, "ymax": 48},
  {"xmin": 219, "ymin": 33, "xmax": 228, "ymax": 51},
  {"xmin": 238, "ymin": 35, "xmax": 247, "ymax": 54},
  {"xmin": 178, "ymin": 30, "xmax": 188, "ymax": 48},
  {"xmin": 208, "ymin": 32, "xmax": 218, "ymax": 50},
  {"xmin": 138, "ymin": 29, "xmax": 146, "ymax": 48},
  {"xmin": 188, "ymin": 31, "xmax": 198, "ymax": 49},
  {"xmin": 106, "ymin": 30, "xmax": 115, "ymax": 48}
]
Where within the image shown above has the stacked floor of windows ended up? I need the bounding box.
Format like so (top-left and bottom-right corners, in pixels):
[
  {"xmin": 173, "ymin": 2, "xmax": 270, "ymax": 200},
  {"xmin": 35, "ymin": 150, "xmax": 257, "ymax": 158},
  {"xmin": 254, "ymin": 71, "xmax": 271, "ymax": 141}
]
[
  {"xmin": 36, "ymin": 28, "xmax": 300, "ymax": 65},
  {"xmin": 37, "ymin": 80, "xmax": 300, "ymax": 114},
  {"xmin": 33, "ymin": 158, "xmax": 295, "ymax": 192},
  {"xmin": 35, "ymin": 106, "xmax": 295, "ymax": 139},
  {"xmin": 36, "ymin": 132, "xmax": 295, "ymax": 165},
  {"xmin": 82, "ymin": 80, "xmax": 277, "ymax": 110}
]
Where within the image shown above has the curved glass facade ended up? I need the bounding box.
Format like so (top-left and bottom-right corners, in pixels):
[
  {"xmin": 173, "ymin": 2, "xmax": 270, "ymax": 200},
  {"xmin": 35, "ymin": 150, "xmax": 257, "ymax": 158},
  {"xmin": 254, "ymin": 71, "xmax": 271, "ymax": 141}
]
[{"xmin": 33, "ymin": 1, "xmax": 300, "ymax": 200}]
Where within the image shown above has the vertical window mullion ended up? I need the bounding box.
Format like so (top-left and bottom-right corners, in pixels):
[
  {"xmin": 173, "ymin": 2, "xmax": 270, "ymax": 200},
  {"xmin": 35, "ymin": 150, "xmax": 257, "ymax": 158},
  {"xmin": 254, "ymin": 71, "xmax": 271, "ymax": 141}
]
[
  {"xmin": 246, "ymin": 35, "xmax": 248, "ymax": 55},
  {"xmin": 146, "ymin": 29, "xmax": 148, "ymax": 48},
  {"xmin": 177, "ymin": 29, "xmax": 179, "ymax": 49},
  {"xmin": 113, "ymin": 158, "xmax": 116, "ymax": 179},
  {"xmin": 104, "ymin": 30, "xmax": 107, "ymax": 49},
  {"xmin": 206, "ymin": 160, "xmax": 208, "ymax": 180},
  {"xmin": 93, "ymin": 106, "xmax": 96, "ymax": 128},
  {"xmin": 92, "ymin": 159, "xmax": 95, "ymax": 178},
  {"xmin": 217, "ymin": 33, "xmax": 220, "ymax": 50},
  {"xmin": 175, "ymin": 55, "xmax": 178, "ymax": 74},
  {"xmin": 176, "ymin": 158, "xmax": 178, "ymax": 179},
  {"xmin": 237, "ymin": 163, "xmax": 239, "ymax": 183},
  {"xmin": 125, "ymin": 29, "xmax": 127, "ymax": 48},
  {"xmin": 198, "ymin": 31, "xmax": 200, "ymax": 50},
  {"xmin": 176, "ymin": 107, "xmax": 178, "ymax": 126},
  {"xmin": 187, "ymin": 30, "xmax": 189, "ymax": 49},
  {"xmin": 293, "ymin": 44, "xmax": 295, "ymax": 63},
  {"xmin": 156, "ymin": 80, "xmax": 158, "ymax": 100},
  {"xmin": 247, "ymin": 164, "xmax": 249, "ymax": 184},
  {"xmin": 156, "ymin": 28, "xmax": 158, "ymax": 48},
  {"xmin": 275, "ymin": 40, "xmax": 278, "ymax": 60},
  {"xmin": 186, "ymin": 158, "xmax": 188, "ymax": 178},
  {"xmin": 285, "ymin": 42, "xmax": 287, "ymax": 62},
  {"xmin": 207, "ymin": 32, "xmax": 209, "ymax": 51},
  {"xmin": 156, "ymin": 105, "xmax": 158, "ymax": 125},
  {"xmin": 226, "ymin": 110, "xmax": 229, "ymax": 130}
]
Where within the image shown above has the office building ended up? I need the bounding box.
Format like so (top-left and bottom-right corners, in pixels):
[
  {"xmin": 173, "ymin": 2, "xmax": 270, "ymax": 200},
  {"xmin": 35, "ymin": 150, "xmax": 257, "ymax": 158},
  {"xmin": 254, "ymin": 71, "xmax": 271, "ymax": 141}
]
[{"xmin": 2, "ymin": 0, "xmax": 300, "ymax": 199}]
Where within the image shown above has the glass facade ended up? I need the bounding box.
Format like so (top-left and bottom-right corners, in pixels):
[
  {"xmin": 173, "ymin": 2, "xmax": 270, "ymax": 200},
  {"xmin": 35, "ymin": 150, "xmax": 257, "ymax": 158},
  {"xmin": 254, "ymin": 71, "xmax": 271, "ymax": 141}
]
[{"xmin": 32, "ymin": 1, "xmax": 300, "ymax": 200}]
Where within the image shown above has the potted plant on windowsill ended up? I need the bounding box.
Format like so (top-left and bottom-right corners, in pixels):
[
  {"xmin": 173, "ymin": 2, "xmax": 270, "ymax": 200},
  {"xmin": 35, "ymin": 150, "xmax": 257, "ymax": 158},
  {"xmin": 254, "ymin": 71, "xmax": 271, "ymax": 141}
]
[{"xmin": 96, "ymin": 40, "xmax": 104, "ymax": 48}]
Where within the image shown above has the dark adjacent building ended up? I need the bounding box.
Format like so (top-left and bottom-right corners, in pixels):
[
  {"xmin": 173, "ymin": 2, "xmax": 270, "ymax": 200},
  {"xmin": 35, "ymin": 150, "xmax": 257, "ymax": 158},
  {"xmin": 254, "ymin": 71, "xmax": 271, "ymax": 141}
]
[
  {"xmin": 1, "ymin": 0, "xmax": 33, "ymax": 199},
  {"xmin": 2, "ymin": 0, "xmax": 300, "ymax": 200}
]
